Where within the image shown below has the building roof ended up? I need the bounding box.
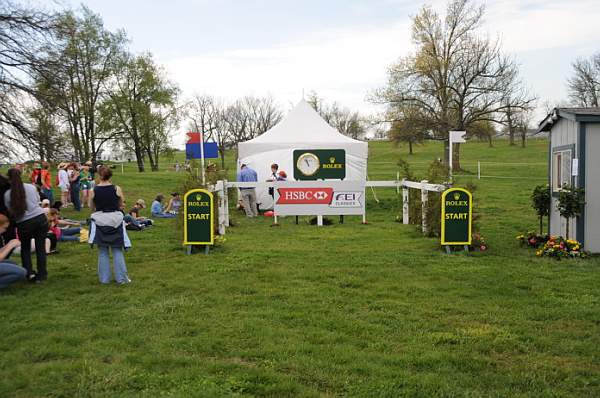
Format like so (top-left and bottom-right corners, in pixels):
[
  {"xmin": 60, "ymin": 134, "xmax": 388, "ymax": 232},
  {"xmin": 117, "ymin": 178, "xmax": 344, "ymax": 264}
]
[{"xmin": 538, "ymin": 107, "xmax": 600, "ymax": 132}]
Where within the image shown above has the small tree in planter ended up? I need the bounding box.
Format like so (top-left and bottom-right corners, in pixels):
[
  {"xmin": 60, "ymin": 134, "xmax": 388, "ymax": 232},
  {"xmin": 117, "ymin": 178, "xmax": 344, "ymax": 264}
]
[
  {"xmin": 557, "ymin": 185, "xmax": 585, "ymax": 240},
  {"xmin": 531, "ymin": 185, "xmax": 550, "ymax": 235}
]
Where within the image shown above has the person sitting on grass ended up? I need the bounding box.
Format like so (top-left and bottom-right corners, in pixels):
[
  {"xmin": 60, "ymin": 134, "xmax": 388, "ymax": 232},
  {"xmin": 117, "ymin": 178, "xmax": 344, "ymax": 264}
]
[
  {"xmin": 151, "ymin": 194, "xmax": 176, "ymax": 218},
  {"xmin": 164, "ymin": 192, "xmax": 182, "ymax": 215},
  {"xmin": 47, "ymin": 208, "xmax": 81, "ymax": 242},
  {"xmin": 0, "ymin": 214, "xmax": 25, "ymax": 289},
  {"xmin": 124, "ymin": 199, "xmax": 153, "ymax": 230}
]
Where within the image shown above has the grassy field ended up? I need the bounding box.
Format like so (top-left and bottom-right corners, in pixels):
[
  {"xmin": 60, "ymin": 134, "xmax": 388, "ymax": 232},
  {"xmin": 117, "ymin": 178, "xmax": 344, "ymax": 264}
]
[{"xmin": 1, "ymin": 139, "xmax": 599, "ymax": 397}]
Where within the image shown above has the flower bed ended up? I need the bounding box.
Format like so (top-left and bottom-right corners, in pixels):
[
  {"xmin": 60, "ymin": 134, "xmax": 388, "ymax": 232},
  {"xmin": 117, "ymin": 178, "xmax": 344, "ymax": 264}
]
[
  {"xmin": 516, "ymin": 232, "xmax": 549, "ymax": 248},
  {"xmin": 536, "ymin": 237, "xmax": 588, "ymax": 259},
  {"xmin": 517, "ymin": 233, "xmax": 587, "ymax": 259}
]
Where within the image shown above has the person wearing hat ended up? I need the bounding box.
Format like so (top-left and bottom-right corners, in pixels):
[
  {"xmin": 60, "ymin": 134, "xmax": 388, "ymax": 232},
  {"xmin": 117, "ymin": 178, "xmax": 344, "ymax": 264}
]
[
  {"xmin": 41, "ymin": 199, "xmax": 51, "ymax": 214},
  {"xmin": 125, "ymin": 199, "xmax": 153, "ymax": 230},
  {"xmin": 57, "ymin": 162, "xmax": 70, "ymax": 207}
]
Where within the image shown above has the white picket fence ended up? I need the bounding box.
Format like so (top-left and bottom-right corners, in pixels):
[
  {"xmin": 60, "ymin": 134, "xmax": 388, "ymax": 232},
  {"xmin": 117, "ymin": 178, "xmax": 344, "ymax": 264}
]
[{"xmin": 213, "ymin": 179, "xmax": 447, "ymax": 235}]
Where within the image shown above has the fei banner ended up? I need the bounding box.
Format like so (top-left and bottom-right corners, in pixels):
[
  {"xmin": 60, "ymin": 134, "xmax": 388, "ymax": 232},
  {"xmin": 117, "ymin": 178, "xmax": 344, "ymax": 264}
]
[{"xmin": 274, "ymin": 181, "xmax": 365, "ymax": 216}]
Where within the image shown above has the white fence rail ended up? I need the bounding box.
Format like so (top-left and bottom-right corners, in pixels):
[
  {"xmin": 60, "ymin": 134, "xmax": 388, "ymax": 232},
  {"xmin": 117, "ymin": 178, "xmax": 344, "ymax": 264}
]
[{"xmin": 213, "ymin": 179, "xmax": 447, "ymax": 235}]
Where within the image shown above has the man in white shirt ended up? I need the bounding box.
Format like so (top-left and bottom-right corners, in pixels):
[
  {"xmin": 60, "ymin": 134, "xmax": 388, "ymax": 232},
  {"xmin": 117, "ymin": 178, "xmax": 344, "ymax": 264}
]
[{"xmin": 57, "ymin": 163, "xmax": 70, "ymax": 206}]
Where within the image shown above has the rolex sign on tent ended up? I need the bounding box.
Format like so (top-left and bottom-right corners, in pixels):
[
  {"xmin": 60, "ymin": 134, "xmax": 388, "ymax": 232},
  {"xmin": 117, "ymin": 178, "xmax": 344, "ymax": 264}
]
[{"xmin": 237, "ymin": 100, "xmax": 369, "ymax": 210}]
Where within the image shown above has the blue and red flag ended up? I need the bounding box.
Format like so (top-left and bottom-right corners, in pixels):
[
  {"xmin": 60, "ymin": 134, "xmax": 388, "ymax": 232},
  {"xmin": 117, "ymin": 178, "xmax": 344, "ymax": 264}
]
[{"xmin": 186, "ymin": 132, "xmax": 218, "ymax": 159}]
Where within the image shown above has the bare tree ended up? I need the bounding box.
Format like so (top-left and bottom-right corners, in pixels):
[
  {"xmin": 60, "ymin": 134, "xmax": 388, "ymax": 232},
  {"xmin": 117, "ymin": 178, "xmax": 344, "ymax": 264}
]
[
  {"xmin": 187, "ymin": 94, "xmax": 230, "ymax": 168},
  {"xmin": 306, "ymin": 91, "xmax": 366, "ymax": 139},
  {"xmin": 373, "ymin": 0, "xmax": 534, "ymax": 169},
  {"xmin": 568, "ymin": 53, "xmax": 600, "ymax": 107},
  {"xmin": 222, "ymin": 96, "xmax": 282, "ymax": 158},
  {"xmin": 0, "ymin": 1, "xmax": 56, "ymax": 152}
]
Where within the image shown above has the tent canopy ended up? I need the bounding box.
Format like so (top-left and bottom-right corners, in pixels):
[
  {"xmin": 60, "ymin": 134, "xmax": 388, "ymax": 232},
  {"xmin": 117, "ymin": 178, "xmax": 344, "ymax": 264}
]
[
  {"xmin": 238, "ymin": 100, "xmax": 368, "ymax": 159},
  {"xmin": 237, "ymin": 100, "xmax": 369, "ymax": 209}
]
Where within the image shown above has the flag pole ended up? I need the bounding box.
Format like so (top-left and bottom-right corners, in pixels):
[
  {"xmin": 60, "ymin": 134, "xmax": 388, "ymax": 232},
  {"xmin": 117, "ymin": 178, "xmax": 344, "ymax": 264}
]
[{"xmin": 199, "ymin": 131, "xmax": 206, "ymax": 185}]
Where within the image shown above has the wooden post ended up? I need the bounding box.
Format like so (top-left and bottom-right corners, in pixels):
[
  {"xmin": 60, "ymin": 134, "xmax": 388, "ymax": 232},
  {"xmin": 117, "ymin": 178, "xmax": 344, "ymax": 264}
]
[
  {"xmin": 477, "ymin": 161, "xmax": 481, "ymax": 180},
  {"xmin": 402, "ymin": 185, "xmax": 409, "ymax": 225},
  {"xmin": 216, "ymin": 181, "xmax": 226, "ymax": 235},
  {"xmin": 223, "ymin": 180, "xmax": 230, "ymax": 227},
  {"xmin": 421, "ymin": 180, "xmax": 429, "ymax": 235}
]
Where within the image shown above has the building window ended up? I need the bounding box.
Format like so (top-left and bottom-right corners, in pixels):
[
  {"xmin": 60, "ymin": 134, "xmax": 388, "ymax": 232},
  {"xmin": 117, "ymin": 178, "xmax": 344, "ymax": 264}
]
[{"xmin": 552, "ymin": 149, "xmax": 572, "ymax": 192}]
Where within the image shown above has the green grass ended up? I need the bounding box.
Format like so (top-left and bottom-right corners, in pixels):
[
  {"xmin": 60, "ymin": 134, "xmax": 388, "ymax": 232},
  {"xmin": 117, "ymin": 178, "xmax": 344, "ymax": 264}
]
[{"xmin": 1, "ymin": 139, "xmax": 599, "ymax": 397}]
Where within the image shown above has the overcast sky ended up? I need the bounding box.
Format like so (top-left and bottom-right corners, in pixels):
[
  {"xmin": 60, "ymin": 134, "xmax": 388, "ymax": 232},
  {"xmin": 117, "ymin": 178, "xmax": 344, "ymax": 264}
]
[{"xmin": 65, "ymin": 0, "xmax": 600, "ymax": 128}]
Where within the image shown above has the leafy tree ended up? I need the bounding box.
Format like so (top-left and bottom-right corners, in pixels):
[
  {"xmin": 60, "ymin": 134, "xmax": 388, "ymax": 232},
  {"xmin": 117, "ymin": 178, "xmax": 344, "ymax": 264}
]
[
  {"xmin": 387, "ymin": 104, "xmax": 427, "ymax": 154},
  {"xmin": 557, "ymin": 185, "xmax": 585, "ymax": 240},
  {"xmin": 103, "ymin": 52, "xmax": 179, "ymax": 171},
  {"xmin": 531, "ymin": 185, "xmax": 550, "ymax": 235},
  {"xmin": 36, "ymin": 7, "xmax": 126, "ymax": 162}
]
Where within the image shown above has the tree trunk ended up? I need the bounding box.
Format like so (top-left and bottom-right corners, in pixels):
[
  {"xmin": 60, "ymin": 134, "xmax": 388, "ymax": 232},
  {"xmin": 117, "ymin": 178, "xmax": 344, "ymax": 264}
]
[
  {"xmin": 565, "ymin": 217, "xmax": 570, "ymax": 240},
  {"xmin": 409, "ymin": 140, "xmax": 413, "ymax": 155},
  {"xmin": 539, "ymin": 216, "xmax": 543, "ymax": 236},
  {"xmin": 134, "ymin": 146, "xmax": 145, "ymax": 172},
  {"xmin": 488, "ymin": 135, "xmax": 493, "ymax": 147},
  {"xmin": 509, "ymin": 130, "xmax": 515, "ymax": 146},
  {"xmin": 220, "ymin": 148, "xmax": 226, "ymax": 169},
  {"xmin": 146, "ymin": 148, "xmax": 158, "ymax": 171},
  {"xmin": 521, "ymin": 132, "xmax": 526, "ymax": 148}
]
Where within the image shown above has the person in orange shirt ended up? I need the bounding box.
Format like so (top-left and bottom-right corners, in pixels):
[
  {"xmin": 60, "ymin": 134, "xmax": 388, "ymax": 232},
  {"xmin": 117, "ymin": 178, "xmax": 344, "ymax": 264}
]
[{"xmin": 40, "ymin": 163, "xmax": 53, "ymax": 204}]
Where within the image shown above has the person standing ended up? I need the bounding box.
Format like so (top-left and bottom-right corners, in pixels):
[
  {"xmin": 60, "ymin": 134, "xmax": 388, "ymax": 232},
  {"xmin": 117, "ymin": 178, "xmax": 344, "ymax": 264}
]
[
  {"xmin": 57, "ymin": 163, "xmax": 70, "ymax": 206},
  {"xmin": 4, "ymin": 168, "xmax": 49, "ymax": 282},
  {"xmin": 40, "ymin": 163, "xmax": 53, "ymax": 204},
  {"xmin": 88, "ymin": 166, "xmax": 131, "ymax": 284},
  {"xmin": 237, "ymin": 164, "xmax": 259, "ymax": 217},
  {"xmin": 80, "ymin": 164, "xmax": 92, "ymax": 208},
  {"xmin": 267, "ymin": 163, "xmax": 278, "ymax": 199},
  {"xmin": 69, "ymin": 163, "xmax": 81, "ymax": 211}
]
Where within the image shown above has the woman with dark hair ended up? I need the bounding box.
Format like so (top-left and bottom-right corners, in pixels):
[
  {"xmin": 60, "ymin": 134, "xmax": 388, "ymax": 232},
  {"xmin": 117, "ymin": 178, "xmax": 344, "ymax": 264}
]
[
  {"xmin": 150, "ymin": 194, "xmax": 176, "ymax": 218},
  {"xmin": 69, "ymin": 163, "xmax": 81, "ymax": 211},
  {"xmin": 88, "ymin": 166, "xmax": 131, "ymax": 284},
  {"xmin": 3, "ymin": 168, "xmax": 48, "ymax": 282}
]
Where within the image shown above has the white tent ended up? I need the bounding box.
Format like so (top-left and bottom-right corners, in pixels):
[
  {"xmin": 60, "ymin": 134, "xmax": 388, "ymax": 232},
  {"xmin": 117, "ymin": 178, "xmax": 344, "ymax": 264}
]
[{"xmin": 237, "ymin": 100, "xmax": 369, "ymax": 209}]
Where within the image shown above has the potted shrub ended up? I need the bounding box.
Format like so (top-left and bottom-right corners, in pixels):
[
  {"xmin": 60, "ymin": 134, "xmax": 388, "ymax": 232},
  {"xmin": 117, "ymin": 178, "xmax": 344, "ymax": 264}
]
[
  {"xmin": 556, "ymin": 185, "xmax": 585, "ymax": 240},
  {"xmin": 531, "ymin": 185, "xmax": 550, "ymax": 235}
]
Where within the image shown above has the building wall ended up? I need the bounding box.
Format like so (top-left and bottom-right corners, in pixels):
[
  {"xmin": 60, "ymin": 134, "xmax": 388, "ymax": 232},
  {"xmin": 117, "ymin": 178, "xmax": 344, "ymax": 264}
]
[
  {"xmin": 585, "ymin": 124, "xmax": 600, "ymax": 252},
  {"xmin": 549, "ymin": 118, "xmax": 578, "ymax": 238}
]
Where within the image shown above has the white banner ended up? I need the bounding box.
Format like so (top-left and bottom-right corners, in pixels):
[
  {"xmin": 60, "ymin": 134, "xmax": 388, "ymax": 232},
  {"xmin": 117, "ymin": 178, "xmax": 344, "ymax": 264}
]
[{"xmin": 274, "ymin": 181, "xmax": 365, "ymax": 216}]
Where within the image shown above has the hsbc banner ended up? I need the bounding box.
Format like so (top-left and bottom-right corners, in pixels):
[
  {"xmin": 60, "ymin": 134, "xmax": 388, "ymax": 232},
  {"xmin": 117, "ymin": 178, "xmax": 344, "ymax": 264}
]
[{"xmin": 274, "ymin": 181, "xmax": 365, "ymax": 216}]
